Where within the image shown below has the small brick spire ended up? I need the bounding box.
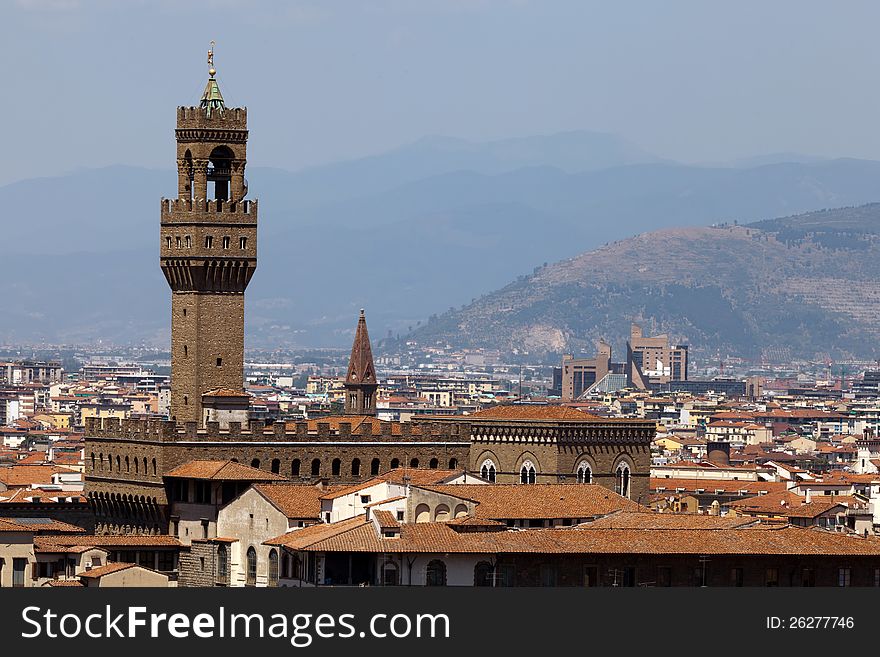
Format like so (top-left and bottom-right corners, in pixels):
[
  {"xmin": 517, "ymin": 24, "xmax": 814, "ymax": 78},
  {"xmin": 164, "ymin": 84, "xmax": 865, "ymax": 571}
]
[{"xmin": 344, "ymin": 309, "xmax": 378, "ymax": 415}]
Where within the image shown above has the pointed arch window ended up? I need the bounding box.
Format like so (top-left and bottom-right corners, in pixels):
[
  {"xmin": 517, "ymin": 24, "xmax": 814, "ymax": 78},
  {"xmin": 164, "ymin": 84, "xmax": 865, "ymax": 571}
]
[
  {"xmin": 268, "ymin": 549, "xmax": 279, "ymax": 587},
  {"xmin": 577, "ymin": 461, "xmax": 593, "ymax": 484},
  {"xmin": 520, "ymin": 460, "xmax": 536, "ymax": 485},
  {"xmin": 616, "ymin": 462, "xmax": 631, "ymax": 498},
  {"xmin": 480, "ymin": 459, "xmax": 497, "ymax": 483},
  {"xmin": 246, "ymin": 547, "xmax": 257, "ymax": 586}
]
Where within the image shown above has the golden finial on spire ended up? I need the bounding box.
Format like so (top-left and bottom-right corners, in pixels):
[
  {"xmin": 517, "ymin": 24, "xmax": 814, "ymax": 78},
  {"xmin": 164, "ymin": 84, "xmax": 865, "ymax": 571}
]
[{"xmin": 207, "ymin": 40, "xmax": 216, "ymax": 78}]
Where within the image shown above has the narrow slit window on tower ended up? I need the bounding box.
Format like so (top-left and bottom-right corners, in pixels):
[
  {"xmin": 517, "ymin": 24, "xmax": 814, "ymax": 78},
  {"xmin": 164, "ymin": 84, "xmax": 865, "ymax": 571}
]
[
  {"xmin": 222, "ymin": 236, "xmax": 230, "ymax": 249},
  {"xmin": 205, "ymin": 236, "xmax": 213, "ymax": 249},
  {"xmin": 183, "ymin": 345, "xmax": 188, "ymax": 357},
  {"xmin": 165, "ymin": 236, "xmax": 172, "ymax": 249},
  {"xmin": 239, "ymin": 236, "xmax": 247, "ymax": 250},
  {"xmin": 216, "ymin": 358, "xmax": 222, "ymax": 367},
  {"xmin": 175, "ymin": 236, "xmax": 182, "ymax": 248},
  {"xmin": 185, "ymin": 235, "xmax": 192, "ymax": 248}
]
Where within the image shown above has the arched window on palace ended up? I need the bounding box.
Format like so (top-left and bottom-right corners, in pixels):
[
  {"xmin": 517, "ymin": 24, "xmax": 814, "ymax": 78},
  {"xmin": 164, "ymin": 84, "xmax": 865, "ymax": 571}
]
[
  {"xmin": 480, "ymin": 459, "xmax": 497, "ymax": 483},
  {"xmin": 449, "ymin": 458, "xmax": 458, "ymax": 469},
  {"xmin": 370, "ymin": 458, "xmax": 380, "ymax": 476},
  {"xmin": 474, "ymin": 561, "xmax": 493, "ymax": 587},
  {"xmin": 410, "ymin": 458, "xmax": 419, "ymax": 468},
  {"xmin": 311, "ymin": 458, "xmax": 321, "ymax": 476},
  {"xmin": 268, "ymin": 549, "xmax": 279, "ymax": 587},
  {"xmin": 351, "ymin": 458, "xmax": 361, "ymax": 477},
  {"xmin": 576, "ymin": 461, "xmax": 592, "ymax": 484},
  {"xmin": 271, "ymin": 459, "xmax": 280, "ymax": 474},
  {"xmin": 426, "ymin": 560, "xmax": 447, "ymax": 587},
  {"xmin": 616, "ymin": 463, "xmax": 631, "ymax": 499},
  {"xmin": 383, "ymin": 561, "xmax": 399, "ymax": 586},
  {"xmin": 251, "ymin": 458, "xmax": 260, "ymax": 470},
  {"xmin": 390, "ymin": 458, "xmax": 400, "ymax": 469},
  {"xmin": 217, "ymin": 544, "xmax": 228, "ymax": 579},
  {"xmin": 291, "ymin": 459, "xmax": 301, "ymax": 477},
  {"xmin": 429, "ymin": 458, "xmax": 439, "ymax": 469},
  {"xmin": 332, "ymin": 458, "xmax": 341, "ymax": 476},
  {"xmin": 246, "ymin": 547, "xmax": 257, "ymax": 586},
  {"xmin": 520, "ymin": 460, "xmax": 536, "ymax": 485}
]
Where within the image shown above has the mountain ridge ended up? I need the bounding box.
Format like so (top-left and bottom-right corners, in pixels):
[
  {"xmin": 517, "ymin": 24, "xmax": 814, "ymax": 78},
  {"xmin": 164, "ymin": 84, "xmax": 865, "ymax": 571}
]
[
  {"xmin": 3, "ymin": 131, "xmax": 880, "ymax": 348},
  {"xmin": 402, "ymin": 203, "xmax": 880, "ymax": 361}
]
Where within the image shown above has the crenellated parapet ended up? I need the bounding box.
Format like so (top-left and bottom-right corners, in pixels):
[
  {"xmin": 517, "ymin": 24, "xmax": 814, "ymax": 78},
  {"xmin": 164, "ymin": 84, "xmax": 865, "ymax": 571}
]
[
  {"xmin": 161, "ymin": 197, "xmax": 257, "ymax": 220},
  {"xmin": 176, "ymin": 106, "xmax": 248, "ymax": 133},
  {"xmin": 85, "ymin": 416, "xmax": 463, "ymax": 444}
]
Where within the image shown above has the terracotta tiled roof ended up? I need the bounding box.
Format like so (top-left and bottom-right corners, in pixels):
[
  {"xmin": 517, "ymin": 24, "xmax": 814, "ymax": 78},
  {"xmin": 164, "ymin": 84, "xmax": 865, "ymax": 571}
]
[
  {"xmin": 35, "ymin": 543, "xmax": 103, "ymax": 554},
  {"xmin": 0, "ymin": 464, "xmax": 78, "ymax": 487},
  {"xmin": 267, "ymin": 516, "xmax": 880, "ymax": 556},
  {"xmin": 583, "ymin": 511, "xmax": 759, "ymax": 530},
  {"xmin": 201, "ymin": 388, "xmax": 249, "ymax": 398},
  {"xmin": 253, "ymin": 483, "xmax": 327, "ymax": 519},
  {"xmin": 164, "ymin": 460, "xmax": 284, "ymax": 481},
  {"xmin": 0, "ymin": 517, "xmax": 86, "ymax": 534},
  {"xmin": 650, "ymin": 478, "xmax": 787, "ymax": 496},
  {"xmin": 727, "ymin": 490, "xmax": 807, "ymax": 514},
  {"xmin": 79, "ymin": 562, "xmax": 138, "ymax": 579},
  {"xmin": 372, "ymin": 510, "xmax": 399, "ymax": 530},
  {"xmin": 265, "ymin": 516, "xmax": 366, "ymax": 548},
  {"xmin": 319, "ymin": 469, "xmax": 463, "ymax": 501},
  {"xmin": 0, "ymin": 518, "xmax": 30, "ymax": 532},
  {"xmin": 468, "ymin": 405, "xmax": 598, "ymax": 421},
  {"xmin": 418, "ymin": 484, "xmax": 643, "ymax": 520},
  {"xmin": 46, "ymin": 580, "xmax": 84, "ymax": 587},
  {"xmin": 38, "ymin": 535, "xmax": 181, "ymax": 547}
]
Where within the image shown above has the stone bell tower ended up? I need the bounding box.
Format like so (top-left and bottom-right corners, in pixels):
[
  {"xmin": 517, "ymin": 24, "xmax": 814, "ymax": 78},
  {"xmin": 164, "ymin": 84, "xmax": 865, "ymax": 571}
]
[{"xmin": 160, "ymin": 44, "xmax": 257, "ymax": 425}]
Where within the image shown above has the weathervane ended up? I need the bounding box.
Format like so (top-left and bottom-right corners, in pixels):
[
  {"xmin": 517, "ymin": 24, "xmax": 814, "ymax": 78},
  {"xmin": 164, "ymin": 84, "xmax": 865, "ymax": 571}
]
[{"xmin": 207, "ymin": 40, "xmax": 216, "ymax": 77}]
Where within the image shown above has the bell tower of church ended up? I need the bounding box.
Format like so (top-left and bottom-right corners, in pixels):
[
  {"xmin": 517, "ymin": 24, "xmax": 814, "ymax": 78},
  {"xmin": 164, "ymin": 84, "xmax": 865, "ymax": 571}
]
[
  {"xmin": 344, "ymin": 310, "xmax": 378, "ymax": 416},
  {"xmin": 160, "ymin": 44, "xmax": 257, "ymax": 424}
]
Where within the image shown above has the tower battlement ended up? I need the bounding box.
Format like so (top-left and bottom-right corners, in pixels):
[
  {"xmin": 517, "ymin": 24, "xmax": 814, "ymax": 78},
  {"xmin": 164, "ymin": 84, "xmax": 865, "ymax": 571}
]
[
  {"xmin": 86, "ymin": 416, "xmax": 462, "ymax": 443},
  {"xmin": 176, "ymin": 106, "xmax": 248, "ymax": 130},
  {"xmin": 160, "ymin": 198, "xmax": 258, "ymax": 219}
]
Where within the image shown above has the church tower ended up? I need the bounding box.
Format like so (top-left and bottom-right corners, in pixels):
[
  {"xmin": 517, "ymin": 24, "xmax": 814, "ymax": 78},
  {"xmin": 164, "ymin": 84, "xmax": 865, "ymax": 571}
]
[
  {"xmin": 343, "ymin": 310, "xmax": 378, "ymax": 416},
  {"xmin": 160, "ymin": 45, "xmax": 257, "ymax": 425}
]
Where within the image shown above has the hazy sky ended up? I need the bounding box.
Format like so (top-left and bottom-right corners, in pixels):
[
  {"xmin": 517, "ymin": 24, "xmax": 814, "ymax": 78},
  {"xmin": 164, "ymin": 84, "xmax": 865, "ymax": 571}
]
[{"xmin": 2, "ymin": 0, "xmax": 880, "ymax": 185}]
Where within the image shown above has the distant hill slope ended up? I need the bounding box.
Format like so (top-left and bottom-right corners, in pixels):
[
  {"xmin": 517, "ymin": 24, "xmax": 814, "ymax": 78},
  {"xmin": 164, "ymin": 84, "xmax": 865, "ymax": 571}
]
[
  {"xmin": 4, "ymin": 132, "xmax": 880, "ymax": 348},
  {"xmin": 403, "ymin": 203, "xmax": 880, "ymax": 361}
]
